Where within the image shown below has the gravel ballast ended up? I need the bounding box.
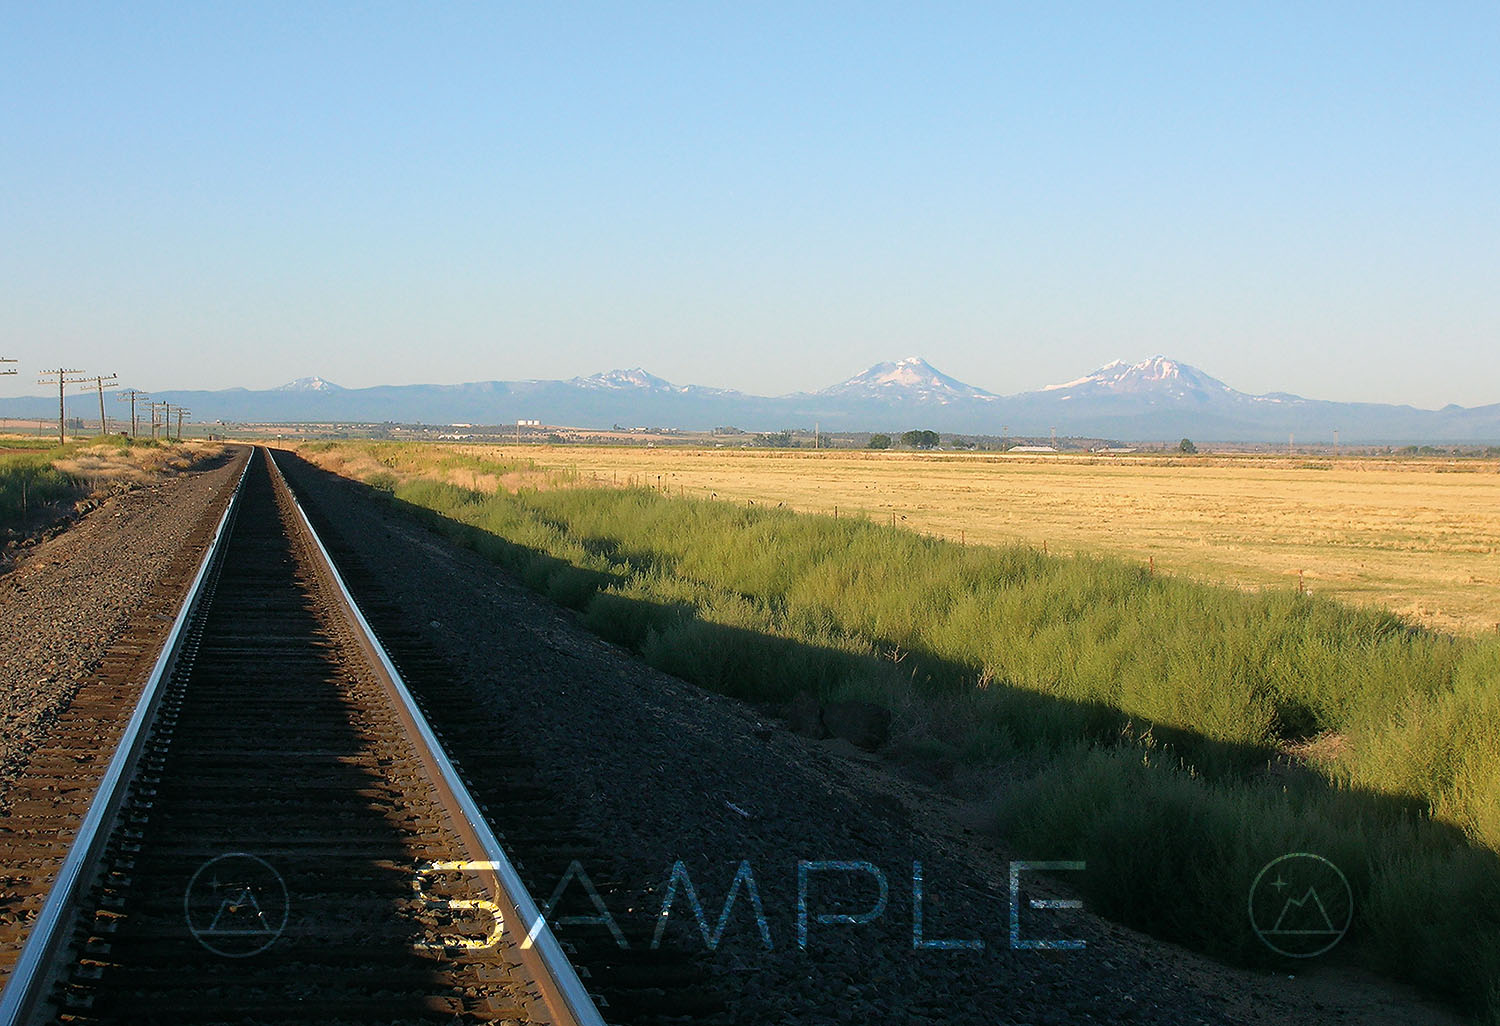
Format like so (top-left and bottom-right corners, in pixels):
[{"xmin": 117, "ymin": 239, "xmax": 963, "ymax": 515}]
[{"xmin": 0, "ymin": 450, "xmax": 244, "ymax": 809}]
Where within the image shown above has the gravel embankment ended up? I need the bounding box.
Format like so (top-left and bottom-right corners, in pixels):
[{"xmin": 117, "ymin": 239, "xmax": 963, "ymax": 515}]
[
  {"xmin": 278, "ymin": 450, "xmax": 1464, "ymax": 1026},
  {"xmin": 0, "ymin": 449, "xmax": 244, "ymax": 808}
]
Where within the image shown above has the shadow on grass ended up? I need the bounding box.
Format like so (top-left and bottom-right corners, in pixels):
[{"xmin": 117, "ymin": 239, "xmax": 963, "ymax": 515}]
[{"xmin": 277, "ymin": 449, "xmax": 1500, "ymax": 1020}]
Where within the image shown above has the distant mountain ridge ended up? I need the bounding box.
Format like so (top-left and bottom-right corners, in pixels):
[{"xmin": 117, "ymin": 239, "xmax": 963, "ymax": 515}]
[
  {"xmin": 3, "ymin": 356, "xmax": 1497, "ymax": 443},
  {"xmin": 569, "ymin": 368, "xmax": 744, "ymax": 398}
]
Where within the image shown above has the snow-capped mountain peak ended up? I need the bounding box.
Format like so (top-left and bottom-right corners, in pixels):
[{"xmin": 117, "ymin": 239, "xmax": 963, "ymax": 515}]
[
  {"xmin": 572, "ymin": 368, "xmax": 678, "ymax": 392},
  {"xmin": 275, "ymin": 376, "xmax": 343, "ymax": 392},
  {"xmin": 817, "ymin": 357, "xmax": 998, "ymax": 403},
  {"xmin": 568, "ymin": 368, "xmax": 744, "ymax": 399},
  {"xmin": 1040, "ymin": 357, "xmax": 1236, "ymax": 403}
]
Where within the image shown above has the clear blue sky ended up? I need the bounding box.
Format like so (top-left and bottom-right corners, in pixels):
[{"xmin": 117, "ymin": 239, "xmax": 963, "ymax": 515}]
[{"xmin": 3, "ymin": 3, "xmax": 1496, "ymax": 407}]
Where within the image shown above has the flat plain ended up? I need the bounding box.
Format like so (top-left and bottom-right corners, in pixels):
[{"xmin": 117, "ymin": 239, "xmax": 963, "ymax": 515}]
[{"xmin": 490, "ymin": 446, "xmax": 1500, "ymax": 635}]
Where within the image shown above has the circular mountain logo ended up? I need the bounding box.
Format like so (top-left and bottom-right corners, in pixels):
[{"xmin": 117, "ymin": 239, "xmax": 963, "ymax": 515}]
[
  {"xmin": 184, "ymin": 853, "xmax": 289, "ymax": 958},
  {"xmin": 1248, "ymin": 852, "xmax": 1353, "ymax": 958}
]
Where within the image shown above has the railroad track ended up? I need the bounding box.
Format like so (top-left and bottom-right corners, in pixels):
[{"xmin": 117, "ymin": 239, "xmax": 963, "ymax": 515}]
[{"xmin": 0, "ymin": 448, "xmax": 605, "ymax": 1026}]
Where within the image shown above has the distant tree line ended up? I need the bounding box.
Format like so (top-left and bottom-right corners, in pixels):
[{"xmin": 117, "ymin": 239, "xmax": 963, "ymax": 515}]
[
  {"xmin": 755, "ymin": 430, "xmax": 794, "ymax": 447},
  {"xmin": 865, "ymin": 429, "xmax": 950, "ymax": 450}
]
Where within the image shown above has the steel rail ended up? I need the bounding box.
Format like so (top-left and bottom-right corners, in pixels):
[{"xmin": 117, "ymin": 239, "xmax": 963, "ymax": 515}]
[
  {"xmin": 0, "ymin": 450, "xmax": 253, "ymax": 1026},
  {"xmin": 264, "ymin": 447, "xmax": 608, "ymax": 1026}
]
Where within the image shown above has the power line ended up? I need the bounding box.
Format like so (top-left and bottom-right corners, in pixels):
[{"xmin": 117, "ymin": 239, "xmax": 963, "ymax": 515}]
[
  {"xmin": 36, "ymin": 368, "xmax": 88, "ymax": 444},
  {"xmin": 148, "ymin": 400, "xmax": 172, "ymax": 441},
  {"xmin": 153, "ymin": 402, "xmax": 191, "ymax": 442},
  {"xmin": 76, "ymin": 373, "xmax": 118, "ymax": 436},
  {"xmin": 116, "ymin": 389, "xmax": 150, "ymax": 438}
]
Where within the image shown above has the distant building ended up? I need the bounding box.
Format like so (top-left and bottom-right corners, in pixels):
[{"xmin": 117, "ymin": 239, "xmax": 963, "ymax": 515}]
[{"xmin": 1008, "ymin": 445, "xmax": 1059, "ymax": 453}]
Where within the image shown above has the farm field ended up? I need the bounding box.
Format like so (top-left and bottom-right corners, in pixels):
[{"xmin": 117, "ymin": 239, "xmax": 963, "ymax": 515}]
[{"xmin": 512, "ymin": 446, "xmax": 1500, "ymax": 636}]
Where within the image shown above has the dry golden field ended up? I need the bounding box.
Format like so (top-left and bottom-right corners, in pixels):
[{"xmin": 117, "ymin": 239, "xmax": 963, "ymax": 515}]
[{"xmin": 469, "ymin": 445, "xmax": 1500, "ymax": 636}]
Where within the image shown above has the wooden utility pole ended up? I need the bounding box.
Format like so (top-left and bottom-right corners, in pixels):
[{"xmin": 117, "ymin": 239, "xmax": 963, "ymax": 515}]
[
  {"xmin": 79, "ymin": 373, "xmax": 118, "ymax": 435},
  {"xmin": 1333, "ymin": 428, "xmax": 1340, "ymax": 459},
  {"xmin": 117, "ymin": 389, "xmax": 149, "ymax": 437},
  {"xmin": 0, "ymin": 358, "xmax": 15, "ymax": 426},
  {"xmin": 174, "ymin": 408, "xmax": 190, "ymax": 441},
  {"xmin": 148, "ymin": 401, "xmax": 171, "ymax": 440},
  {"xmin": 37, "ymin": 368, "xmax": 87, "ymax": 444}
]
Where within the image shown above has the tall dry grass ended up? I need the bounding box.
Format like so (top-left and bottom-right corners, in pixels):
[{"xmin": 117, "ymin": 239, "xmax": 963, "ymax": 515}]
[{"xmin": 1, "ymin": 436, "xmax": 224, "ymax": 531}]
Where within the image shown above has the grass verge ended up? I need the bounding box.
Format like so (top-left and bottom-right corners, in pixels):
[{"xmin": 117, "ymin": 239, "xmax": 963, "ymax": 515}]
[
  {"xmin": 0, "ymin": 453, "xmax": 83, "ymax": 530},
  {"xmin": 0, "ymin": 436, "xmax": 223, "ymax": 534}
]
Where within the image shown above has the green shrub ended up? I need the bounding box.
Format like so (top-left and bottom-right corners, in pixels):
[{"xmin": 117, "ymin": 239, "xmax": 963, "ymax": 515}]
[{"xmin": 0, "ymin": 453, "xmax": 83, "ymax": 529}]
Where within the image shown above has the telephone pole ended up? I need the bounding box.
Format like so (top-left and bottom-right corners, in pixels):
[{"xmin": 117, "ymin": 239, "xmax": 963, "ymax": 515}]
[
  {"xmin": 79, "ymin": 373, "xmax": 118, "ymax": 435},
  {"xmin": 174, "ymin": 408, "xmax": 190, "ymax": 441},
  {"xmin": 149, "ymin": 401, "xmax": 171, "ymax": 440},
  {"xmin": 0, "ymin": 357, "xmax": 16, "ymax": 377},
  {"xmin": 117, "ymin": 389, "xmax": 149, "ymax": 437},
  {"xmin": 37, "ymin": 368, "xmax": 87, "ymax": 444}
]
